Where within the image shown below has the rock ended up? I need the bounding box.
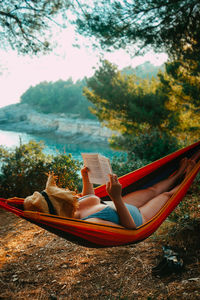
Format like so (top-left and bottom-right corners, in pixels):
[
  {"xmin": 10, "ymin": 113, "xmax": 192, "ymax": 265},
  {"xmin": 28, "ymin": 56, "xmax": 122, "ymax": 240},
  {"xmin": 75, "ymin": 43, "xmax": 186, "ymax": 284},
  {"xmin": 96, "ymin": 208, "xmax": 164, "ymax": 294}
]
[
  {"xmin": 188, "ymin": 277, "xmax": 200, "ymax": 282},
  {"xmin": 0, "ymin": 103, "xmax": 117, "ymax": 145},
  {"xmin": 61, "ymin": 284, "xmax": 66, "ymax": 290},
  {"xmin": 49, "ymin": 294, "xmax": 57, "ymax": 300},
  {"xmin": 12, "ymin": 274, "xmax": 18, "ymax": 282}
]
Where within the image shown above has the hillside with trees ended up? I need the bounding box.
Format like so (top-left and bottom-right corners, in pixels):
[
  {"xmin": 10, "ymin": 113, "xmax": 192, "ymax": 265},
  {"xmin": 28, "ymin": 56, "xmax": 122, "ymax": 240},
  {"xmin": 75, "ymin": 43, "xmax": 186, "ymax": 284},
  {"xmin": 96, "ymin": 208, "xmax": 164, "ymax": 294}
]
[
  {"xmin": 20, "ymin": 62, "xmax": 162, "ymax": 120},
  {"xmin": 20, "ymin": 78, "xmax": 96, "ymax": 119},
  {"xmin": 122, "ymin": 61, "xmax": 165, "ymax": 79}
]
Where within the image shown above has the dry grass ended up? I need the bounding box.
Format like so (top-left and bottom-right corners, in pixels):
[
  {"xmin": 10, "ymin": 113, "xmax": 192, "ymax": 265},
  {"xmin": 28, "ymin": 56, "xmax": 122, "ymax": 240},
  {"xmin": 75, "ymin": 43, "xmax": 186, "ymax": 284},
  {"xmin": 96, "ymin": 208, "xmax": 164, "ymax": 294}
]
[{"xmin": 0, "ymin": 185, "xmax": 200, "ymax": 300}]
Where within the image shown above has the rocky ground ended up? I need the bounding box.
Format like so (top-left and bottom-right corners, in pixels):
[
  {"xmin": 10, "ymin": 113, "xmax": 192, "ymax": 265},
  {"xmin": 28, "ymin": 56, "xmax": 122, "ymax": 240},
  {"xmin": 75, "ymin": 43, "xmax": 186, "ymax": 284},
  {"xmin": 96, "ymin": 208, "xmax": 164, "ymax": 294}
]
[{"xmin": 0, "ymin": 187, "xmax": 200, "ymax": 300}]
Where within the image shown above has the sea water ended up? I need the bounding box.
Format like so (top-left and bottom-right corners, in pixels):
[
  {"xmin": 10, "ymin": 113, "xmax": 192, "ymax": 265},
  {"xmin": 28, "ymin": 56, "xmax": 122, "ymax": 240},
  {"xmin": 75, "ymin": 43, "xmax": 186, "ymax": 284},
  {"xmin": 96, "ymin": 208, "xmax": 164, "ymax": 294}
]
[{"xmin": 0, "ymin": 129, "xmax": 122, "ymax": 161}]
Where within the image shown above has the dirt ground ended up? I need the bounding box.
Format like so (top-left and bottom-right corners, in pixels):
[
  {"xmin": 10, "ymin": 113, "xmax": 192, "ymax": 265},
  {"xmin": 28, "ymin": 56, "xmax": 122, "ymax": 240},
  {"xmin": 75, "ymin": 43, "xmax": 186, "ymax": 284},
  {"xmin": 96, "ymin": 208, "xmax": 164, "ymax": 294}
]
[{"xmin": 0, "ymin": 200, "xmax": 200, "ymax": 300}]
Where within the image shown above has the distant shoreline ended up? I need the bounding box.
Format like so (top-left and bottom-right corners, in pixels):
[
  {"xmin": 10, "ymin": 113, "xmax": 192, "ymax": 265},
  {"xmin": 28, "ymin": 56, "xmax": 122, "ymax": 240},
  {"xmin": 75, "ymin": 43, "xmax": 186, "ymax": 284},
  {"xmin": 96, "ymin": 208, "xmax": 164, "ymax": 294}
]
[{"xmin": 0, "ymin": 103, "xmax": 116, "ymax": 146}]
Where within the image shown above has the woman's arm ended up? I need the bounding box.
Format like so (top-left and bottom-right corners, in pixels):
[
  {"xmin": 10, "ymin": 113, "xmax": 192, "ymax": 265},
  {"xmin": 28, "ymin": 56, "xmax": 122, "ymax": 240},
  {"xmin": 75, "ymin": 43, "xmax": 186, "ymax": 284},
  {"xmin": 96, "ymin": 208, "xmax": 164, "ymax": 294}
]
[
  {"xmin": 81, "ymin": 166, "xmax": 95, "ymax": 196},
  {"xmin": 106, "ymin": 174, "xmax": 137, "ymax": 229}
]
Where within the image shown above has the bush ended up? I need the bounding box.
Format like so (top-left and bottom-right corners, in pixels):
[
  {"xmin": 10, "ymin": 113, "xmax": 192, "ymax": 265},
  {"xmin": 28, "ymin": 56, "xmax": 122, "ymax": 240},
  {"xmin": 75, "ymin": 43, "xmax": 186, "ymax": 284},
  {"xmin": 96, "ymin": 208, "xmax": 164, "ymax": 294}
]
[
  {"xmin": 112, "ymin": 129, "xmax": 179, "ymax": 163},
  {"xmin": 111, "ymin": 153, "xmax": 147, "ymax": 177},
  {"xmin": 0, "ymin": 141, "xmax": 81, "ymax": 198},
  {"xmin": 169, "ymin": 176, "xmax": 200, "ymax": 224}
]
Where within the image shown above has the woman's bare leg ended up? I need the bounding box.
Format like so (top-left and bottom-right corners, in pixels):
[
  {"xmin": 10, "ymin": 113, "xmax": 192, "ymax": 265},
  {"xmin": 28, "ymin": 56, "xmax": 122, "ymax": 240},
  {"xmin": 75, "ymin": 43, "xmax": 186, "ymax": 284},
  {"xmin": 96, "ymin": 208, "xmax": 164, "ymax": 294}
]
[
  {"xmin": 139, "ymin": 159, "xmax": 196, "ymax": 223},
  {"xmin": 139, "ymin": 190, "xmax": 175, "ymax": 223},
  {"xmin": 123, "ymin": 158, "xmax": 188, "ymax": 208}
]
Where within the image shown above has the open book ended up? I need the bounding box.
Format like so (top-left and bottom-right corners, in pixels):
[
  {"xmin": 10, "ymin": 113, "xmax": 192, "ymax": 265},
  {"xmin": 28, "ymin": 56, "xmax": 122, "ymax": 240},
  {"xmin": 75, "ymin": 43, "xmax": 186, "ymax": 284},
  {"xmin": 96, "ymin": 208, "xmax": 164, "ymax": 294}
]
[{"xmin": 81, "ymin": 153, "xmax": 113, "ymax": 185}]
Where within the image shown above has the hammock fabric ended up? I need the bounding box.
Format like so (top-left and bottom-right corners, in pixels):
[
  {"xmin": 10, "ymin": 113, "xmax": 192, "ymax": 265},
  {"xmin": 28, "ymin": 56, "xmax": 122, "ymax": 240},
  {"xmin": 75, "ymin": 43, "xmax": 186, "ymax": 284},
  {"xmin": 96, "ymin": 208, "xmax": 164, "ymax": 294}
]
[{"xmin": 0, "ymin": 141, "xmax": 200, "ymax": 248}]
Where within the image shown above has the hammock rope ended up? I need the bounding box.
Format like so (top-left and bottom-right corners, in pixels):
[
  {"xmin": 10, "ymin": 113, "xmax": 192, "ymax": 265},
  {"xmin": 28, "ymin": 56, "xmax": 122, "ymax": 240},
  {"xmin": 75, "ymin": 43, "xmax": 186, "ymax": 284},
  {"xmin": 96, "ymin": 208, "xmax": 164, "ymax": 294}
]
[{"xmin": 0, "ymin": 141, "xmax": 200, "ymax": 248}]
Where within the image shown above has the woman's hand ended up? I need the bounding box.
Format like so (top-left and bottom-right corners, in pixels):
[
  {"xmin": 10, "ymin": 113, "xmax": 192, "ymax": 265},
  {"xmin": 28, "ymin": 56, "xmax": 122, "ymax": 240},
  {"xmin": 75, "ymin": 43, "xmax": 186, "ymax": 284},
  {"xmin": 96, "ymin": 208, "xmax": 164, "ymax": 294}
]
[
  {"xmin": 81, "ymin": 166, "xmax": 94, "ymax": 195},
  {"xmin": 106, "ymin": 174, "xmax": 122, "ymax": 201},
  {"xmin": 81, "ymin": 166, "xmax": 90, "ymax": 179},
  {"xmin": 106, "ymin": 174, "xmax": 136, "ymax": 229}
]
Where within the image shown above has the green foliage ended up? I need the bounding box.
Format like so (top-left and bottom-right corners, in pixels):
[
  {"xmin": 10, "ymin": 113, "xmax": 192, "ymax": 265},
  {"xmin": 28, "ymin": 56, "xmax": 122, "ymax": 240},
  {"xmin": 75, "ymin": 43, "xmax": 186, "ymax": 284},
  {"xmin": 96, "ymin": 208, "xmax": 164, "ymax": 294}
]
[
  {"xmin": 2, "ymin": 1, "xmax": 200, "ymax": 64},
  {"xmin": 111, "ymin": 154, "xmax": 146, "ymax": 178},
  {"xmin": 111, "ymin": 129, "xmax": 179, "ymax": 163},
  {"xmin": 83, "ymin": 60, "xmax": 183, "ymax": 162},
  {"xmin": 158, "ymin": 60, "xmax": 200, "ymax": 143},
  {"xmin": 84, "ymin": 60, "xmax": 171, "ymax": 134},
  {"xmin": 20, "ymin": 78, "xmax": 95, "ymax": 119},
  {"xmin": 84, "ymin": 59, "xmax": 199, "ymax": 159},
  {"xmin": 0, "ymin": 141, "xmax": 81, "ymax": 198},
  {"xmin": 164, "ymin": 61, "xmax": 200, "ymax": 108},
  {"xmin": 167, "ymin": 178, "xmax": 200, "ymax": 234},
  {"xmin": 75, "ymin": 0, "xmax": 200, "ymax": 62},
  {"xmin": 75, "ymin": 1, "xmax": 200, "ymax": 147},
  {"xmin": 50, "ymin": 153, "xmax": 81, "ymax": 191},
  {"xmin": 0, "ymin": 0, "xmax": 72, "ymax": 55}
]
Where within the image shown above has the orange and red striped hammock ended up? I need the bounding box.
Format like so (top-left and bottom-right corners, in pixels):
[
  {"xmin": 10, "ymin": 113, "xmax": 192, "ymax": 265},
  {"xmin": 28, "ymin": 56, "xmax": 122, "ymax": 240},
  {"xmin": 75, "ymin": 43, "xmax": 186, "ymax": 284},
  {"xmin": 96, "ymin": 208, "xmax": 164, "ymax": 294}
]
[{"xmin": 0, "ymin": 141, "xmax": 200, "ymax": 248}]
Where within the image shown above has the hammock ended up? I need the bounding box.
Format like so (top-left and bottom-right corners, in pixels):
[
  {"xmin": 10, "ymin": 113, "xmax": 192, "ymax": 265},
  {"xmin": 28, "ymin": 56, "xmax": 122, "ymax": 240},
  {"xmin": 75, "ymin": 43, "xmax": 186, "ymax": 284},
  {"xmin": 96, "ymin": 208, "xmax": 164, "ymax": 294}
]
[{"xmin": 0, "ymin": 141, "xmax": 200, "ymax": 248}]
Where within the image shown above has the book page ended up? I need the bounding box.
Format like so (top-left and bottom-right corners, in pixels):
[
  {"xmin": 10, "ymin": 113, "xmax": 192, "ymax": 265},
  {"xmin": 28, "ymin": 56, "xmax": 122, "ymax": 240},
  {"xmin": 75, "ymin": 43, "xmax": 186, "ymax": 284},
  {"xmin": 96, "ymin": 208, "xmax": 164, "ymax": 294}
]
[
  {"xmin": 81, "ymin": 153, "xmax": 112, "ymax": 185},
  {"xmin": 98, "ymin": 154, "xmax": 112, "ymax": 183}
]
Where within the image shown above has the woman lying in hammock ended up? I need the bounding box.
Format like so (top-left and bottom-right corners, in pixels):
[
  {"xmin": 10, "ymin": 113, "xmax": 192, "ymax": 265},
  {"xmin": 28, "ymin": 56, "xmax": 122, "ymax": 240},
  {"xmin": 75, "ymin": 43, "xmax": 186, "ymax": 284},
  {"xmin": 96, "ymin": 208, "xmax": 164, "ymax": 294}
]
[
  {"xmin": 76, "ymin": 157, "xmax": 197, "ymax": 229},
  {"xmin": 24, "ymin": 151, "xmax": 199, "ymax": 229}
]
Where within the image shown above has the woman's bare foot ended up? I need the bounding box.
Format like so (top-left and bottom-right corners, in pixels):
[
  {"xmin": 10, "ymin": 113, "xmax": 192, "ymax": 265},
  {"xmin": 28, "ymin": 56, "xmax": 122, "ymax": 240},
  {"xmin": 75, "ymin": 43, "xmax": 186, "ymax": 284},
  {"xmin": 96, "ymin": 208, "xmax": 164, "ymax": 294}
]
[
  {"xmin": 190, "ymin": 150, "xmax": 200, "ymax": 162},
  {"xmin": 176, "ymin": 158, "xmax": 188, "ymax": 177},
  {"xmin": 185, "ymin": 159, "xmax": 196, "ymax": 176},
  {"xmin": 167, "ymin": 158, "xmax": 196, "ymax": 197}
]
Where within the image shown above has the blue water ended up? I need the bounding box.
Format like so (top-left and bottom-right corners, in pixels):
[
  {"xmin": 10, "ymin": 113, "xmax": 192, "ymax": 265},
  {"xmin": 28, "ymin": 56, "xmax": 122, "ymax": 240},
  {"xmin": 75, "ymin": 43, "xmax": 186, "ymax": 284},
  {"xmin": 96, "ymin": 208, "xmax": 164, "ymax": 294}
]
[{"xmin": 0, "ymin": 129, "xmax": 122, "ymax": 161}]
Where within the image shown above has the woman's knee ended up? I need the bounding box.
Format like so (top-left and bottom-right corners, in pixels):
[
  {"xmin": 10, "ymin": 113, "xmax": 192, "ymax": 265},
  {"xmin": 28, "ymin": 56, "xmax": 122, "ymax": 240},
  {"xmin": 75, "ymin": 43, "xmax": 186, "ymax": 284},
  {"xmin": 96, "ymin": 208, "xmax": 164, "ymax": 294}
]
[
  {"xmin": 161, "ymin": 191, "xmax": 171, "ymax": 199},
  {"xmin": 147, "ymin": 187, "xmax": 172, "ymax": 200},
  {"xmin": 146, "ymin": 186, "xmax": 157, "ymax": 197}
]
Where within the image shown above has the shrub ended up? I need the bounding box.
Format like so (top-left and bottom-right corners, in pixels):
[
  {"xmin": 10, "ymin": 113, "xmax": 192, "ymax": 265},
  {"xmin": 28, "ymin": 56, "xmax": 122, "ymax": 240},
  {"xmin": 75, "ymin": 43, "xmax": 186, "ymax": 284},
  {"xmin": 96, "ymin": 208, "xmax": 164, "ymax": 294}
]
[
  {"xmin": 0, "ymin": 141, "xmax": 81, "ymax": 198},
  {"xmin": 169, "ymin": 176, "xmax": 200, "ymax": 223},
  {"xmin": 111, "ymin": 153, "xmax": 147, "ymax": 177},
  {"xmin": 111, "ymin": 129, "xmax": 179, "ymax": 163}
]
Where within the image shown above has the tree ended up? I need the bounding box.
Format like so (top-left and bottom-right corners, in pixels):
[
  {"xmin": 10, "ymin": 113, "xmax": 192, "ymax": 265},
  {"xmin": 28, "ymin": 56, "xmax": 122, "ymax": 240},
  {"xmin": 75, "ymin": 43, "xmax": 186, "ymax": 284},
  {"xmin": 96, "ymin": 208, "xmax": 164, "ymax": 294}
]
[
  {"xmin": 2, "ymin": 1, "xmax": 200, "ymax": 62},
  {"xmin": 84, "ymin": 60, "xmax": 179, "ymax": 161},
  {"xmin": 158, "ymin": 61, "xmax": 200, "ymax": 143},
  {"xmin": 76, "ymin": 1, "xmax": 200, "ymax": 147},
  {"xmin": 0, "ymin": 0, "xmax": 72, "ymax": 54},
  {"xmin": 75, "ymin": 0, "xmax": 200, "ymax": 61},
  {"xmin": 84, "ymin": 60, "xmax": 171, "ymax": 134}
]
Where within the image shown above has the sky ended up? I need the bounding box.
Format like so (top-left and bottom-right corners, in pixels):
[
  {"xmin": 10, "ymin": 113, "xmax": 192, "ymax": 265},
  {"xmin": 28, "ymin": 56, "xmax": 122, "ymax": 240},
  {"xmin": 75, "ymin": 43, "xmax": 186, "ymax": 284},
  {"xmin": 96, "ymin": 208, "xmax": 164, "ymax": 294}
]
[{"xmin": 0, "ymin": 24, "xmax": 168, "ymax": 108}]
